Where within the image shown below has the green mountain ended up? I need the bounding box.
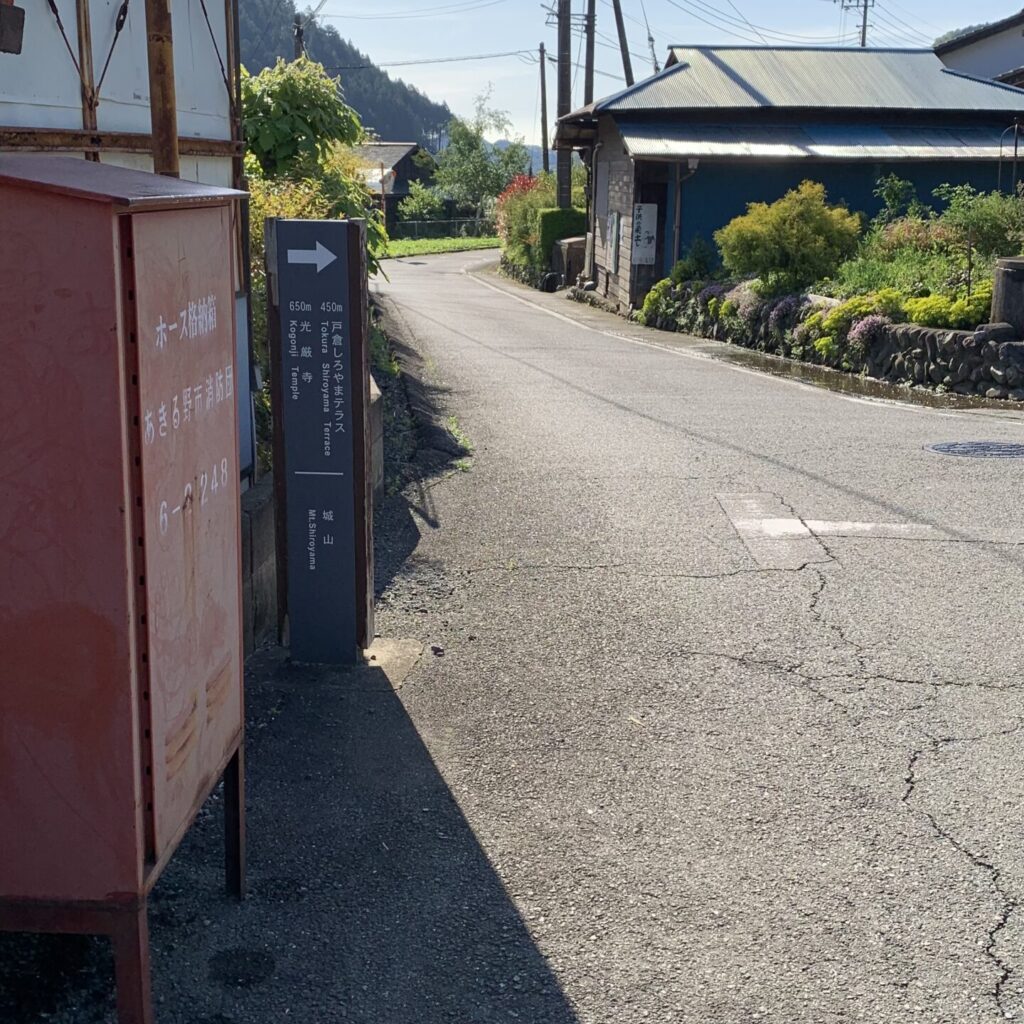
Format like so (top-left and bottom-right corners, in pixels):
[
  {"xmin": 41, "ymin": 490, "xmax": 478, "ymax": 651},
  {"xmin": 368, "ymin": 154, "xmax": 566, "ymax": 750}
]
[{"xmin": 238, "ymin": 0, "xmax": 452, "ymax": 148}]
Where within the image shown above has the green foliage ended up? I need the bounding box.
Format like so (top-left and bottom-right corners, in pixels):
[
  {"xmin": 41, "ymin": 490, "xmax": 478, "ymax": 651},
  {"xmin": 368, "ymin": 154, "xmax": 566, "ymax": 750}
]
[
  {"xmin": 241, "ymin": 57, "xmax": 362, "ymax": 176},
  {"xmin": 670, "ymin": 237, "xmax": 717, "ymax": 284},
  {"xmin": 384, "ymin": 236, "xmax": 500, "ymax": 258},
  {"xmin": 638, "ymin": 279, "xmax": 677, "ymax": 325},
  {"xmin": 904, "ymin": 281, "xmax": 992, "ymax": 329},
  {"xmin": 397, "ymin": 180, "xmax": 445, "ymax": 222},
  {"xmin": 932, "ymin": 183, "xmax": 1024, "ymax": 258},
  {"xmin": 873, "ymin": 174, "xmax": 927, "ymax": 224},
  {"xmin": 831, "ymin": 179, "xmax": 1024, "ymax": 299},
  {"xmin": 499, "ymin": 175, "xmax": 584, "ymax": 271},
  {"xmin": 370, "ymin": 323, "xmax": 400, "ymax": 379},
  {"xmin": 537, "ymin": 207, "xmax": 588, "ymax": 266},
  {"xmin": 821, "ymin": 291, "xmax": 904, "ymax": 336},
  {"xmin": 714, "ymin": 180, "xmax": 861, "ymax": 293},
  {"xmin": 434, "ymin": 93, "xmax": 529, "ymax": 215}
]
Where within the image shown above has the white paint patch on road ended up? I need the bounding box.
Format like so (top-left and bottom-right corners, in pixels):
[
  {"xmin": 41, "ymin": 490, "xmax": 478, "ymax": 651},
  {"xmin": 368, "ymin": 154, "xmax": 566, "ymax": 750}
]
[
  {"xmin": 805, "ymin": 520, "xmax": 947, "ymax": 541},
  {"xmin": 718, "ymin": 494, "xmax": 832, "ymax": 570}
]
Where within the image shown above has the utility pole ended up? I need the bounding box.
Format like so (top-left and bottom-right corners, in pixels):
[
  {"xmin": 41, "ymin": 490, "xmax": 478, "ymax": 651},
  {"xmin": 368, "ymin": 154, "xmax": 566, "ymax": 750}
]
[
  {"xmin": 584, "ymin": 0, "xmax": 596, "ymax": 106},
  {"xmin": 293, "ymin": 12, "xmax": 303, "ymax": 59},
  {"xmin": 611, "ymin": 0, "xmax": 634, "ymax": 86},
  {"xmin": 539, "ymin": 42, "xmax": 550, "ymax": 174},
  {"xmin": 556, "ymin": 0, "xmax": 571, "ymax": 209},
  {"xmin": 144, "ymin": 0, "xmax": 179, "ymax": 176},
  {"xmin": 835, "ymin": 0, "xmax": 873, "ymax": 47}
]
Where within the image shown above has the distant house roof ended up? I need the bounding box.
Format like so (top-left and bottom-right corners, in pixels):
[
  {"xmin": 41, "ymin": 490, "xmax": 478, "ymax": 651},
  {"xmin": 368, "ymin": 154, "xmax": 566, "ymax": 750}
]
[
  {"xmin": 935, "ymin": 10, "xmax": 1024, "ymax": 56},
  {"xmin": 615, "ymin": 122, "xmax": 1010, "ymax": 161},
  {"xmin": 356, "ymin": 142, "xmax": 419, "ymax": 170},
  {"xmin": 592, "ymin": 46, "xmax": 1024, "ymax": 115}
]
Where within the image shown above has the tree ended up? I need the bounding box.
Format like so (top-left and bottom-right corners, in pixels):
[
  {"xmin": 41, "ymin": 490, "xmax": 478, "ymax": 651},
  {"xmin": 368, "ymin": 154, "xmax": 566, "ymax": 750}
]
[
  {"xmin": 934, "ymin": 21, "xmax": 992, "ymax": 46},
  {"xmin": 433, "ymin": 93, "xmax": 529, "ymax": 215},
  {"xmin": 714, "ymin": 181, "xmax": 862, "ymax": 293},
  {"xmin": 398, "ymin": 181, "xmax": 445, "ymax": 221},
  {"xmin": 241, "ymin": 57, "xmax": 362, "ymax": 176}
]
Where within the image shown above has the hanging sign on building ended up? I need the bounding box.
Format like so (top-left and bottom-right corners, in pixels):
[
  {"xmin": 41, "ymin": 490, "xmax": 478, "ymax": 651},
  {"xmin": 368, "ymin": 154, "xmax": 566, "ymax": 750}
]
[{"xmin": 632, "ymin": 203, "xmax": 658, "ymax": 265}]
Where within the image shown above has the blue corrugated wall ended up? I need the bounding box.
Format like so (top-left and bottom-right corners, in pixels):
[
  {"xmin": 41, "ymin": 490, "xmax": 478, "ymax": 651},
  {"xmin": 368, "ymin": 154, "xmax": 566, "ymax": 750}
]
[{"xmin": 669, "ymin": 159, "xmax": 1004, "ymax": 268}]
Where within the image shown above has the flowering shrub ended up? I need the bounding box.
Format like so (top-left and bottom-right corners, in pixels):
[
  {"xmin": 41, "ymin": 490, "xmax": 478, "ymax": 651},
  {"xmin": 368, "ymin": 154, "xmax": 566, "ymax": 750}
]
[
  {"xmin": 847, "ymin": 314, "xmax": 892, "ymax": 353},
  {"xmin": 496, "ymin": 174, "xmax": 542, "ymax": 241},
  {"xmin": 767, "ymin": 295, "xmax": 804, "ymax": 337}
]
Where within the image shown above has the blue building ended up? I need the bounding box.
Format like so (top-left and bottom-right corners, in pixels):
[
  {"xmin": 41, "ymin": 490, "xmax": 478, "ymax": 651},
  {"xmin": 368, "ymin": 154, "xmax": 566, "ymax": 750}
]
[{"xmin": 555, "ymin": 46, "xmax": 1024, "ymax": 310}]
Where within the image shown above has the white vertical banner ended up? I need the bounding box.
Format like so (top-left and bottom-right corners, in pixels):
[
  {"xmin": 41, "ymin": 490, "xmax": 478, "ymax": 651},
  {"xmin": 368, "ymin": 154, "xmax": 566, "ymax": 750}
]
[{"xmin": 632, "ymin": 203, "xmax": 658, "ymax": 265}]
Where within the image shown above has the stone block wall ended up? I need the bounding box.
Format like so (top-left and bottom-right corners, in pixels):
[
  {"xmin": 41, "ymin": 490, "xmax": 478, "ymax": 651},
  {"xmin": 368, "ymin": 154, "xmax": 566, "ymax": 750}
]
[{"xmin": 867, "ymin": 322, "xmax": 1024, "ymax": 399}]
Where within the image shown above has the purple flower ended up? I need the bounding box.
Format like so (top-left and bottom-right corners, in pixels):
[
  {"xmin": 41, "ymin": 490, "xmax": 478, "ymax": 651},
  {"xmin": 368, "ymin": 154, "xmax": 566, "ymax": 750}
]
[
  {"xmin": 848, "ymin": 314, "xmax": 892, "ymax": 349},
  {"xmin": 697, "ymin": 282, "xmax": 729, "ymax": 305},
  {"xmin": 768, "ymin": 295, "xmax": 802, "ymax": 335}
]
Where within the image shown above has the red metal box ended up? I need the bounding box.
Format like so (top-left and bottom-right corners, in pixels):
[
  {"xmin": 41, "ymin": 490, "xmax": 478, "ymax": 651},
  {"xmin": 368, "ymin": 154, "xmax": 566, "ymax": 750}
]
[{"xmin": 0, "ymin": 155, "xmax": 247, "ymax": 1023}]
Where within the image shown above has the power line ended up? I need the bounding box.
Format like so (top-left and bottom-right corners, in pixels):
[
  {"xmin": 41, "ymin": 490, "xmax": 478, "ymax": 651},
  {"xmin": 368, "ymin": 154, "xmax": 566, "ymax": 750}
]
[
  {"xmin": 874, "ymin": 4, "xmax": 932, "ymax": 44},
  {"xmin": 320, "ymin": 48, "xmax": 536, "ymax": 71},
  {"xmin": 723, "ymin": 0, "xmax": 766, "ymax": 43},
  {"xmin": 317, "ymin": 0, "xmax": 509, "ymax": 21},
  {"xmin": 664, "ymin": 0, "xmax": 860, "ymax": 44}
]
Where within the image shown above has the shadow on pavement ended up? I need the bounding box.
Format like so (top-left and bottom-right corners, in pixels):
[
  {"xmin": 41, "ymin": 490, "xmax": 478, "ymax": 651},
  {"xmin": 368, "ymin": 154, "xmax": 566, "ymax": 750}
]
[
  {"xmin": 0, "ymin": 650, "xmax": 579, "ymax": 1024},
  {"xmin": 373, "ymin": 312, "xmax": 471, "ymax": 598}
]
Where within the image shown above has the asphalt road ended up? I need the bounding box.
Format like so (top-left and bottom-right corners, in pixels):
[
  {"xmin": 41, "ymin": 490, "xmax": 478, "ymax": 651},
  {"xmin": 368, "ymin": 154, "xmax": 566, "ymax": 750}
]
[
  {"xmin": 370, "ymin": 252, "xmax": 1024, "ymax": 1023},
  {"xmin": 6, "ymin": 251, "xmax": 1024, "ymax": 1024}
]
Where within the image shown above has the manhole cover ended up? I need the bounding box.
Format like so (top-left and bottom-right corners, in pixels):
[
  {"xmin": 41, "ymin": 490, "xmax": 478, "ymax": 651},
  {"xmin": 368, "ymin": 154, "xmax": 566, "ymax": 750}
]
[{"xmin": 927, "ymin": 441, "xmax": 1024, "ymax": 459}]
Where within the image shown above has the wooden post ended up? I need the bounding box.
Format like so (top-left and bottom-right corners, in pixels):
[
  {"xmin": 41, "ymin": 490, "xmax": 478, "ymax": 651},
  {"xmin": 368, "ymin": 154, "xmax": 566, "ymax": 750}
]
[
  {"xmin": 348, "ymin": 221, "xmax": 374, "ymax": 651},
  {"xmin": 75, "ymin": 0, "xmax": 99, "ymax": 160},
  {"xmin": 144, "ymin": 0, "xmax": 179, "ymax": 177}
]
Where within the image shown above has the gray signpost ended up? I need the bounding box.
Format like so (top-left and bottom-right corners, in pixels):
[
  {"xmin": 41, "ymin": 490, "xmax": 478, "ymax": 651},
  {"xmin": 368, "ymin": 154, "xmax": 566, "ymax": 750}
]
[{"xmin": 267, "ymin": 218, "xmax": 373, "ymax": 664}]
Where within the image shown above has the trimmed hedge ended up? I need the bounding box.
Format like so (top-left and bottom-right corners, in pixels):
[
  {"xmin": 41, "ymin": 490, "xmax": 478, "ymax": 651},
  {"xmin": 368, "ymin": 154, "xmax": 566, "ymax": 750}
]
[{"xmin": 537, "ymin": 208, "xmax": 587, "ymax": 268}]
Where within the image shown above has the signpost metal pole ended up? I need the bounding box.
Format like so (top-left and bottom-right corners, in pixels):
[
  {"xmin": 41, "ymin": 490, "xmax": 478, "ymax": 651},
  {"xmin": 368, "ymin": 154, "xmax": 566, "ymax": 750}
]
[{"xmin": 266, "ymin": 217, "xmax": 373, "ymax": 664}]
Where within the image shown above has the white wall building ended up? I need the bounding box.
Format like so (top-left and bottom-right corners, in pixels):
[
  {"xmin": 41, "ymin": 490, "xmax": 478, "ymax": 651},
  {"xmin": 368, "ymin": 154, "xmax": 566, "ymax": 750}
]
[{"xmin": 936, "ymin": 10, "xmax": 1024, "ymax": 88}]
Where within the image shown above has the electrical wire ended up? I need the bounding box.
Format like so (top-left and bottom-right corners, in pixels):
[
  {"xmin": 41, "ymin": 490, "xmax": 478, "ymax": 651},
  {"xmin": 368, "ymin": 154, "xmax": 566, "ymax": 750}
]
[
  {"xmin": 664, "ymin": 0, "xmax": 860, "ymax": 44},
  {"xmin": 723, "ymin": 0, "xmax": 766, "ymax": 43},
  {"xmin": 317, "ymin": 0, "xmax": 509, "ymax": 21},
  {"xmin": 874, "ymin": 4, "xmax": 933, "ymax": 45},
  {"xmin": 883, "ymin": 0, "xmax": 946, "ymax": 36},
  {"xmin": 321, "ymin": 48, "xmax": 537, "ymax": 71}
]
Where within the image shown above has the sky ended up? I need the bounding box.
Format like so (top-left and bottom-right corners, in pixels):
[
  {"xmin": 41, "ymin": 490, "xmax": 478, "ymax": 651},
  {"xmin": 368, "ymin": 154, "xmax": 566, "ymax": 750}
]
[{"xmin": 310, "ymin": 0, "xmax": 1020, "ymax": 146}]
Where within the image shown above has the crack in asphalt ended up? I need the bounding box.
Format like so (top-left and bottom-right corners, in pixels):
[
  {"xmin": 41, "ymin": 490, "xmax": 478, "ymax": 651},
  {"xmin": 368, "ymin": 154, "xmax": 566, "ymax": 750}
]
[{"xmin": 902, "ymin": 724, "xmax": 1024, "ymax": 1018}]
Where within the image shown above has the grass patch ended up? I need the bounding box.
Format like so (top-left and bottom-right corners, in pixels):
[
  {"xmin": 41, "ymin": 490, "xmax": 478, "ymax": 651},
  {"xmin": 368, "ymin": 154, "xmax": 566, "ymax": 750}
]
[
  {"xmin": 369, "ymin": 322, "xmax": 400, "ymax": 379},
  {"xmin": 445, "ymin": 414, "xmax": 473, "ymax": 455},
  {"xmin": 383, "ymin": 236, "xmax": 500, "ymax": 259}
]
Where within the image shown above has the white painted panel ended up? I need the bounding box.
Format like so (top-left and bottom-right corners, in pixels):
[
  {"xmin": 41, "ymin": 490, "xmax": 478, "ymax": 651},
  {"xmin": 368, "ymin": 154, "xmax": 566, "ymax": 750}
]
[
  {"xmin": 91, "ymin": 0, "xmax": 230, "ymax": 139},
  {"xmin": 91, "ymin": 0, "xmax": 151, "ymax": 134},
  {"xmin": 940, "ymin": 29, "xmax": 1024, "ymax": 80},
  {"xmin": 172, "ymin": 0, "xmax": 231, "ymax": 140},
  {"xmin": 0, "ymin": 0, "xmax": 84, "ymax": 129},
  {"xmin": 0, "ymin": 0, "xmax": 230, "ymax": 141}
]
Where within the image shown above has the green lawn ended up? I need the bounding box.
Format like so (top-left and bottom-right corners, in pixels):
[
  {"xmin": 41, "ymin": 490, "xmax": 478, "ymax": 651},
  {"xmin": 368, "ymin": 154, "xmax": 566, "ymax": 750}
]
[{"xmin": 383, "ymin": 236, "xmax": 500, "ymax": 259}]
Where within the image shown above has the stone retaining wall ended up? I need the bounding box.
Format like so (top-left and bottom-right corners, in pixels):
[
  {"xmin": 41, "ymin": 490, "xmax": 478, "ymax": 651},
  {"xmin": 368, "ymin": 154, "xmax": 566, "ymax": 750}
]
[{"xmin": 867, "ymin": 323, "xmax": 1024, "ymax": 399}]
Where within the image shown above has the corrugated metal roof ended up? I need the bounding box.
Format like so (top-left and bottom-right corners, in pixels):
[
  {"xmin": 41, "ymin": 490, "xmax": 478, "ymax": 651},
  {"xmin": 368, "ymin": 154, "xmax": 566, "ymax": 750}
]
[
  {"xmin": 597, "ymin": 47, "xmax": 1024, "ymax": 114},
  {"xmin": 618, "ymin": 122, "xmax": 1011, "ymax": 161}
]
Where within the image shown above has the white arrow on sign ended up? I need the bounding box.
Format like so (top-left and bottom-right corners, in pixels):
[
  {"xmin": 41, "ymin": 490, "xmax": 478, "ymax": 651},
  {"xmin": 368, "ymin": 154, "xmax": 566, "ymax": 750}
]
[{"xmin": 286, "ymin": 240, "xmax": 337, "ymax": 273}]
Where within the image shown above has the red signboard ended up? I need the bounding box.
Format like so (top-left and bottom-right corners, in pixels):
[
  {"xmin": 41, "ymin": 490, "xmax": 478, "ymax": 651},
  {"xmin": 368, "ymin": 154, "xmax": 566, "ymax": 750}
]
[
  {"xmin": 0, "ymin": 155, "xmax": 246, "ymax": 1024},
  {"xmin": 132, "ymin": 207, "xmax": 242, "ymax": 857}
]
